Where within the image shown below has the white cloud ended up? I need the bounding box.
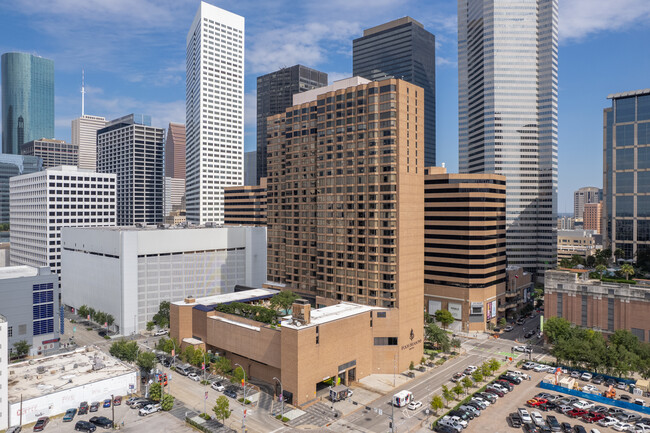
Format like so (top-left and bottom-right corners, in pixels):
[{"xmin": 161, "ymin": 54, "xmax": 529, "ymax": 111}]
[
  {"xmin": 327, "ymin": 72, "xmax": 353, "ymax": 84},
  {"xmin": 560, "ymin": 0, "xmax": 650, "ymax": 41}
]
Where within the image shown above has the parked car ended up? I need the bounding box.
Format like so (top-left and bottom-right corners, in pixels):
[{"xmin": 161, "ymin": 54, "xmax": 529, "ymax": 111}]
[
  {"xmin": 524, "ymin": 423, "xmax": 541, "ymax": 433},
  {"xmin": 605, "ymin": 378, "xmax": 617, "ymax": 387},
  {"xmin": 525, "ymin": 330, "xmax": 536, "ymax": 338},
  {"xmin": 616, "ymin": 382, "xmax": 627, "ymax": 390},
  {"xmin": 582, "ymin": 385, "xmax": 599, "ymax": 393},
  {"xmin": 408, "ymin": 401, "xmax": 423, "ymax": 410},
  {"xmin": 459, "ymin": 405, "xmax": 480, "ymax": 417},
  {"xmin": 485, "ymin": 387, "xmax": 505, "ymax": 398},
  {"xmin": 496, "ymin": 380, "xmax": 514, "ymax": 391},
  {"xmin": 465, "ymin": 365, "xmax": 478, "ymax": 373},
  {"xmin": 528, "ymin": 398, "xmax": 548, "ymax": 407},
  {"xmin": 505, "ymin": 325, "xmax": 514, "ymax": 332},
  {"xmin": 90, "ymin": 402, "xmax": 100, "ymax": 412},
  {"xmin": 636, "ymin": 399, "xmax": 647, "ymax": 407},
  {"xmin": 568, "ymin": 409, "xmax": 588, "ymax": 419},
  {"xmin": 491, "ymin": 382, "xmax": 510, "ymax": 393},
  {"xmin": 102, "ymin": 399, "xmax": 111, "ymax": 408},
  {"xmin": 612, "ymin": 422, "xmax": 633, "ymax": 432},
  {"xmin": 592, "ymin": 406, "xmax": 608, "ymax": 414},
  {"xmin": 574, "ymin": 426, "xmax": 587, "ymax": 433},
  {"xmin": 89, "ymin": 417, "xmax": 113, "ymax": 430},
  {"xmin": 438, "ymin": 416, "xmax": 463, "ymax": 433},
  {"xmin": 63, "ymin": 408, "xmax": 77, "ymax": 422},
  {"xmin": 451, "ymin": 372, "xmax": 465, "ymax": 382},
  {"xmin": 78, "ymin": 402, "xmax": 89, "ymax": 415},
  {"xmin": 500, "ymin": 374, "xmax": 522, "ymax": 385},
  {"xmin": 592, "ymin": 376, "xmax": 604, "ymax": 385},
  {"xmin": 154, "ymin": 329, "xmax": 168, "ymax": 336},
  {"xmin": 573, "ymin": 401, "xmax": 594, "ymax": 410},
  {"xmin": 582, "ymin": 412, "xmax": 605, "ymax": 423},
  {"xmin": 561, "ymin": 422, "xmax": 572, "ymax": 433},
  {"xmin": 224, "ymin": 389, "xmax": 237, "ymax": 399},
  {"xmin": 188, "ymin": 372, "xmax": 201, "ymax": 381},
  {"xmin": 516, "ymin": 318, "xmax": 526, "ymax": 325},
  {"xmin": 477, "ymin": 392, "xmax": 496, "ymax": 403},
  {"xmin": 531, "ymin": 411, "xmax": 546, "ymax": 427},
  {"xmin": 74, "ymin": 420, "xmax": 97, "ymax": 432},
  {"xmin": 113, "ymin": 396, "xmax": 122, "ymax": 406},
  {"xmin": 570, "ymin": 371, "xmax": 581, "ymax": 378},
  {"xmin": 580, "ymin": 373, "xmax": 593, "ymax": 381},
  {"xmin": 547, "ymin": 415, "xmax": 561, "ymax": 432},
  {"xmin": 434, "ymin": 425, "xmax": 457, "ymax": 433},
  {"xmin": 139, "ymin": 404, "xmax": 161, "ymax": 416},
  {"xmin": 515, "ymin": 346, "xmax": 528, "ymax": 353},
  {"xmin": 33, "ymin": 417, "xmax": 50, "ymax": 432},
  {"xmin": 540, "ymin": 402, "xmax": 558, "ymax": 412},
  {"xmin": 509, "ymin": 413, "xmax": 523, "ymax": 428},
  {"xmin": 449, "ymin": 410, "xmax": 472, "ymax": 422},
  {"xmin": 211, "ymin": 381, "xmax": 225, "ymax": 391},
  {"xmin": 597, "ymin": 417, "xmax": 618, "ymax": 427},
  {"xmin": 523, "ymin": 362, "xmax": 536, "ymax": 370},
  {"xmin": 620, "ymin": 395, "xmax": 632, "ymax": 402},
  {"xmin": 519, "ymin": 408, "xmax": 533, "ymax": 424}
]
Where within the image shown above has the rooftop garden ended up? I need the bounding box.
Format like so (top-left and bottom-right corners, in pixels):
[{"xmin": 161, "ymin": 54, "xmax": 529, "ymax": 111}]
[{"xmin": 213, "ymin": 290, "xmax": 300, "ymax": 325}]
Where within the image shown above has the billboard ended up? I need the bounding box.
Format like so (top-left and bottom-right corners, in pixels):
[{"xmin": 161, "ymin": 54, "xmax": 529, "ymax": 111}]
[
  {"xmin": 428, "ymin": 300, "xmax": 442, "ymax": 315},
  {"xmin": 448, "ymin": 302, "xmax": 462, "ymax": 320}
]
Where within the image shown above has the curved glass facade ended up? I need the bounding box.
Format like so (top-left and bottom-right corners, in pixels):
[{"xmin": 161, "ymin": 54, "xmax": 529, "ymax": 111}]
[{"xmin": 1, "ymin": 52, "xmax": 54, "ymax": 155}]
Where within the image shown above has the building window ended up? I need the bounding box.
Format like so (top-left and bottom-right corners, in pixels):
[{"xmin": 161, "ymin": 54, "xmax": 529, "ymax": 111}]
[
  {"xmin": 18, "ymin": 325, "xmax": 26, "ymax": 336},
  {"xmin": 557, "ymin": 293, "xmax": 563, "ymax": 318},
  {"xmin": 374, "ymin": 337, "xmax": 398, "ymax": 346},
  {"xmin": 631, "ymin": 328, "xmax": 645, "ymax": 342},
  {"xmin": 7, "ymin": 327, "xmax": 12, "ymax": 338},
  {"xmin": 377, "ymin": 312, "xmax": 386, "ymax": 318},
  {"xmin": 607, "ymin": 298, "xmax": 615, "ymax": 332},
  {"xmin": 581, "ymin": 295, "xmax": 588, "ymax": 327}
]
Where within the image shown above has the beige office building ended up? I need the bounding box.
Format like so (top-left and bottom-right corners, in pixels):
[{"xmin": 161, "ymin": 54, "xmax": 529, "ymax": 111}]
[
  {"xmin": 423, "ymin": 167, "xmax": 506, "ymax": 331},
  {"xmin": 224, "ymin": 178, "xmax": 267, "ymax": 226},
  {"xmin": 266, "ymin": 77, "xmax": 424, "ymax": 374},
  {"xmin": 21, "ymin": 138, "xmax": 78, "ymax": 169},
  {"xmin": 71, "ymin": 115, "xmax": 106, "ymax": 170}
]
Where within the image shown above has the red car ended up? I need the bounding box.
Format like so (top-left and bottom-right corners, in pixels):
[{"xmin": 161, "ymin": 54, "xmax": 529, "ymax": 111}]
[
  {"xmin": 527, "ymin": 398, "xmax": 547, "ymax": 407},
  {"xmin": 33, "ymin": 416, "xmax": 50, "ymax": 431},
  {"xmin": 582, "ymin": 412, "xmax": 604, "ymax": 423},
  {"xmin": 113, "ymin": 396, "xmax": 122, "ymax": 406},
  {"xmin": 568, "ymin": 409, "xmax": 588, "ymax": 418}
]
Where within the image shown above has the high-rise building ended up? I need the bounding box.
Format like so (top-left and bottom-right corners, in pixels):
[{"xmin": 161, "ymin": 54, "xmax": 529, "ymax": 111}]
[
  {"xmin": 224, "ymin": 177, "xmax": 266, "ymax": 226},
  {"xmin": 353, "ymin": 17, "xmax": 436, "ymax": 167},
  {"xmin": 165, "ymin": 122, "xmax": 186, "ymax": 179},
  {"xmin": 97, "ymin": 114, "xmax": 164, "ymax": 226},
  {"xmin": 256, "ymin": 65, "xmax": 328, "ymax": 184},
  {"xmin": 0, "ymin": 154, "xmax": 42, "ymax": 227},
  {"xmin": 0, "ymin": 314, "xmax": 6, "ymax": 431},
  {"xmin": 458, "ymin": 0, "xmax": 559, "ymax": 278},
  {"xmin": 1, "ymin": 53, "xmax": 54, "ymax": 155},
  {"xmin": 267, "ymin": 77, "xmax": 424, "ymax": 372},
  {"xmin": 574, "ymin": 186, "xmax": 601, "ymax": 220},
  {"xmin": 9, "ymin": 166, "xmax": 116, "ymax": 275},
  {"xmin": 20, "ymin": 138, "xmax": 78, "ymax": 168},
  {"xmin": 584, "ymin": 202, "xmax": 602, "ymax": 234},
  {"xmin": 186, "ymin": 2, "xmax": 244, "ymax": 225},
  {"xmin": 423, "ymin": 167, "xmax": 506, "ymax": 332},
  {"xmin": 164, "ymin": 177, "xmax": 185, "ymax": 217},
  {"xmin": 603, "ymin": 89, "xmax": 650, "ymax": 260},
  {"xmin": 71, "ymin": 115, "xmax": 106, "ymax": 171},
  {"xmin": 244, "ymin": 150, "xmax": 257, "ymax": 186}
]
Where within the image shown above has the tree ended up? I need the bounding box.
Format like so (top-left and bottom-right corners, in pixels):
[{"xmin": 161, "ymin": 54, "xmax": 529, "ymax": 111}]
[
  {"xmin": 137, "ymin": 351, "xmax": 157, "ymax": 372},
  {"xmin": 559, "ymin": 258, "xmax": 572, "ymax": 268},
  {"xmin": 161, "ymin": 394, "xmax": 175, "ymax": 411},
  {"xmin": 615, "ymin": 248, "xmax": 625, "ymax": 262},
  {"xmin": 488, "ymin": 358, "xmax": 501, "ymax": 375},
  {"xmin": 461, "ymin": 376, "xmax": 473, "ymax": 395},
  {"xmin": 106, "ymin": 314, "xmax": 115, "ymax": 330},
  {"xmin": 214, "ymin": 356, "xmax": 232, "ymax": 378},
  {"xmin": 153, "ymin": 301, "xmax": 170, "ymax": 328},
  {"xmin": 480, "ymin": 362, "xmax": 491, "ymax": 377},
  {"xmin": 544, "ymin": 317, "xmax": 572, "ymax": 344},
  {"xmin": 213, "ymin": 396, "xmax": 231, "ymax": 425},
  {"xmin": 441, "ymin": 385, "xmax": 453, "ymax": 408},
  {"xmin": 109, "ymin": 339, "xmax": 139, "ymax": 362},
  {"xmin": 434, "ymin": 309, "xmax": 455, "ymax": 329},
  {"xmin": 232, "ymin": 366, "xmax": 245, "ymax": 385},
  {"xmin": 77, "ymin": 305, "xmax": 89, "ymax": 319},
  {"xmin": 498, "ymin": 318, "xmax": 507, "ymax": 327},
  {"xmin": 146, "ymin": 321, "xmax": 155, "ymax": 331},
  {"xmin": 409, "ymin": 361, "xmax": 415, "ymax": 370},
  {"xmin": 88, "ymin": 307, "xmax": 96, "ymax": 320},
  {"xmin": 183, "ymin": 345, "xmax": 196, "ymax": 364},
  {"xmin": 149, "ymin": 382, "xmax": 162, "ymax": 402},
  {"xmin": 471, "ymin": 370, "xmax": 483, "ymax": 384},
  {"xmin": 424, "ymin": 310, "xmax": 433, "ymax": 325},
  {"xmin": 452, "ymin": 383, "xmax": 464, "ymax": 400},
  {"xmin": 451, "ymin": 338, "xmax": 461, "ymax": 352},
  {"xmin": 596, "ymin": 264, "xmax": 607, "ymax": 279},
  {"xmin": 430, "ymin": 395, "xmax": 444, "ymax": 415},
  {"xmin": 621, "ymin": 264, "xmax": 635, "ymax": 281},
  {"xmin": 13, "ymin": 340, "xmax": 31, "ymax": 358},
  {"xmin": 586, "ymin": 255, "xmax": 596, "ymax": 268},
  {"xmin": 425, "ymin": 323, "xmax": 450, "ymax": 352},
  {"xmin": 269, "ymin": 291, "xmax": 299, "ymax": 314},
  {"xmin": 191, "ymin": 347, "xmax": 206, "ymax": 368}
]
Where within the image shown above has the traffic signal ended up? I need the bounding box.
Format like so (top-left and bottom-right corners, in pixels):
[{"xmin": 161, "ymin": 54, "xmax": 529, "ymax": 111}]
[
  {"xmin": 163, "ymin": 374, "xmax": 168, "ymax": 386},
  {"xmin": 241, "ymin": 379, "xmax": 245, "ymax": 387}
]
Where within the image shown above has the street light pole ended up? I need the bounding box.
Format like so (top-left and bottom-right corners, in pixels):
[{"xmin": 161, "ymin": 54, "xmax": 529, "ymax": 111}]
[
  {"xmin": 203, "ymin": 351, "xmax": 207, "ymax": 416},
  {"xmin": 391, "ymin": 355, "xmax": 396, "ymax": 433},
  {"xmin": 235, "ymin": 363, "xmax": 246, "ymax": 433},
  {"xmin": 273, "ymin": 376, "xmax": 283, "ymax": 420}
]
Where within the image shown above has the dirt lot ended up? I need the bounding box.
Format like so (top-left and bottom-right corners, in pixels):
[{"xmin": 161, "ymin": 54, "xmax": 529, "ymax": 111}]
[{"xmin": 463, "ymin": 369, "xmax": 647, "ymax": 433}]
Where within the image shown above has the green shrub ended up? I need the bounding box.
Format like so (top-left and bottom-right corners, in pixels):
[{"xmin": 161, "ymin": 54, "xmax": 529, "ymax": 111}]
[
  {"xmin": 199, "ymin": 413, "xmax": 211, "ymax": 420},
  {"xmin": 237, "ymin": 398, "xmax": 251, "ymax": 405},
  {"xmin": 275, "ymin": 414, "xmax": 289, "ymax": 422}
]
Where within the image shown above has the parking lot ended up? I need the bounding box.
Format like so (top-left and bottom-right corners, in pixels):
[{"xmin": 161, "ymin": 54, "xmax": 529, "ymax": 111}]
[{"xmin": 459, "ymin": 364, "xmax": 649, "ymax": 433}]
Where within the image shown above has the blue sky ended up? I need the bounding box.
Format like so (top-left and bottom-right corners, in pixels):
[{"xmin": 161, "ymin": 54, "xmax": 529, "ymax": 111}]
[{"xmin": 1, "ymin": 0, "xmax": 650, "ymax": 212}]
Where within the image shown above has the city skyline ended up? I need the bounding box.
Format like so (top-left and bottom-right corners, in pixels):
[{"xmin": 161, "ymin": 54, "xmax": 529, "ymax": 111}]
[{"xmin": 0, "ymin": 0, "xmax": 649, "ymax": 211}]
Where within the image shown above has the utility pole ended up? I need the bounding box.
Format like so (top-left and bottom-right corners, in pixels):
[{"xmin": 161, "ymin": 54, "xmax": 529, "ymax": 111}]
[
  {"xmin": 111, "ymin": 394, "xmax": 115, "ymax": 429},
  {"xmin": 235, "ymin": 363, "xmax": 246, "ymax": 433},
  {"xmin": 273, "ymin": 377, "xmax": 284, "ymax": 420}
]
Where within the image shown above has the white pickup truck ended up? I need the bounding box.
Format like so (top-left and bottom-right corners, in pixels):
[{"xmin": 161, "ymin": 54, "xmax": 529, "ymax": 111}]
[{"xmin": 139, "ymin": 404, "xmax": 161, "ymax": 416}]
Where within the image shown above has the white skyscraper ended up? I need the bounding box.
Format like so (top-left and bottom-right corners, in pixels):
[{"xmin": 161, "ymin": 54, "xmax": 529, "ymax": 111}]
[
  {"xmin": 186, "ymin": 2, "xmax": 245, "ymax": 224},
  {"xmin": 458, "ymin": 0, "xmax": 558, "ymax": 278},
  {"xmin": 72, "ymin": 115, "xmax": 106, "ymax": 170}
]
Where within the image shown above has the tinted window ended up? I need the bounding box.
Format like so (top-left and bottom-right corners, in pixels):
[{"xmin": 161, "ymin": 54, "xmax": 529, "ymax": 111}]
[
  {"xmin": 616, "ymin": 196, "xmax": 633, "ymax": 217},
  {"xmin": 616, "ymin": 124, "xmax": 634, "ymax": 147},
  {"xmin": 638, "ymin": 220, "xmax": 650, "ymax": 242},
  {"xmin": 639, "ymin": 95, "xmax": 650, "ymax": 121},
  {"xmin": 639, "ymin": 196, "xmax": 650, "ymax": 217},
  {"xmin": 616, "ymin": 220, "xmax": 633, "ymax": 241},
  {"xmin": 616, "ymin": 172, "xmax": 634, "ymax": 194},
  {"xmin": 616, "ymin": 97, "xmax": 636, "ymax": 123},
  {"xmin": 639, "ymin": 123, "xmax": 650, "ymax": 145},
  {"xmin": 639, "ymin": 146, "xmax": 650, "ymax": 169},
  {"xmin": 616, "ymin": 148, "xmax": 634, "ymax": 170},
  {"xmin": 639, "ymin": 171, "xmax": 650, "ymax": 193}
]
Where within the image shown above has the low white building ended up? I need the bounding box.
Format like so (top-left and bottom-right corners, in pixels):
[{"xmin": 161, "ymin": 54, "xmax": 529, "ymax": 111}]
[
  {"xmin": 5, "ymin": 347, "xmax": 136, "ymax": 428},
  {"xmin": 61, "ymin": 225, "xmax": 267, "ymax": 335},
  {"xmin": 0, "ymin": 315, "xmax": 8, "ymax": 431}
]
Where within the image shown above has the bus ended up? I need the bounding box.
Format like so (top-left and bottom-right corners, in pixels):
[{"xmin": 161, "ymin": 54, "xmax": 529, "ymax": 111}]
[{"xmin": 392, "ymin": 390, "xmax": 414, "ymax": 407}]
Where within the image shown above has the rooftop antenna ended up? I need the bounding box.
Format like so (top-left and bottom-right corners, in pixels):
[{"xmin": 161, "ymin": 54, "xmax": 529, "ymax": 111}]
[{"xmin": 81, "ymin": 69, "xmax": 86, "ymax": 116}]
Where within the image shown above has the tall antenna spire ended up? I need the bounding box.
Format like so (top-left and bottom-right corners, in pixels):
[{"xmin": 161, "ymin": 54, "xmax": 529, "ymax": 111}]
[{"xmin": 81, "ymin": 68, "xmax": 86, "ymax": 116}]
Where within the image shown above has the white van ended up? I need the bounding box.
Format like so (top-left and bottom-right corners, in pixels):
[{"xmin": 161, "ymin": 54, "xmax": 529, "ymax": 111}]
[{"xmin": 393, "ymin": 390, "xmax": 414, "ymax": 407}]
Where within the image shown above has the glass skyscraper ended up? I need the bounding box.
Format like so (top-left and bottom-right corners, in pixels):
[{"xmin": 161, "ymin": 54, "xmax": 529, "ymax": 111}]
[
  {"xmin": 603, "ymin": 89, "xmax": 650, "ymax": 261},
  {"xmin": 458, "ymin": 0, "xmax": 559, "ymax": 278},
  {"xmin": 353, "ymin": 17, "xmax": 436, "ymax": 167},
  {"xmin": 1, "ymin": 52, "xmax": 55, "ymax": 155},
  {"xmin": 256, "ymin": 65, "xmax": 328, "ymax": 184}
]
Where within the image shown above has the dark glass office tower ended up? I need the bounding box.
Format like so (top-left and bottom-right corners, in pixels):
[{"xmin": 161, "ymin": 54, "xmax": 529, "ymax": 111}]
[
  {"xmin": 256, "ymin": 65, "xmax": 328, "ymax": 184},
  {"xmin": 0, "ymin": 153, "xmax": 42, "ymax": 228},
  {"xmin": 1, "ymin": 53, "xmax": 55, "ymax": 155},
  {"xmin": 603, "ymin": 89, "xmax": 650, "ymax": 261},
  {"xmin": 353, "ymin": 17, "xmax": 436, "ymax": 166}
]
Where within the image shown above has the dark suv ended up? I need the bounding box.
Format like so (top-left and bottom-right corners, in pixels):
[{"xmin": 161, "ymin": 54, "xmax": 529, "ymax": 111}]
[{"xmin": 75, "ymin": 420, "xmax": 97, "ymax": 432}]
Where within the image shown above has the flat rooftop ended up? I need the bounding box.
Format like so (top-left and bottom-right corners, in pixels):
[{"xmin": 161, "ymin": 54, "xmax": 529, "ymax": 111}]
[
  {"xmin": 173, "ymin": 288, "xmax": 280, "ymax": 308},
  {"xmin": 70, "ymin": 224, "xmax": 261, "ymax": 232},
  {"xmin": 608, "ymin": 88, "xmax": 650, "ymax": 99},
  {"xmin": 281, "ymin": 302, "xmax": 382, "ymax": 329},
  {"xmin": 8, "ymin": 347, "xmax": 135, "ymax": 402},
  {"xmin": 0, "ymin": 265, "xmax": 39, "ymax": 280}
]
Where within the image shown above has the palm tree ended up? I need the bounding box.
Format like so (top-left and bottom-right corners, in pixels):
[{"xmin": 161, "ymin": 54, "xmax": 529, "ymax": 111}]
[
  {"xmin": 621, "ymin": 264, "xmax": 634, "ymax": 281},
  {"xmin": 595, "ymin": 264, "xmax": 607, "ymax": 279},
  {"xmin": 614, "ymin": 248, "xmax": 625, "ymax": 262}
]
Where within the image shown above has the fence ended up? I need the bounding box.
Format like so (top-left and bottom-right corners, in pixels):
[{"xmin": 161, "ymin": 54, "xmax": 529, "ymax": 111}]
[{"xmin": 538, "ymin": 381, "xmax": 650, "ymax": 415}]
